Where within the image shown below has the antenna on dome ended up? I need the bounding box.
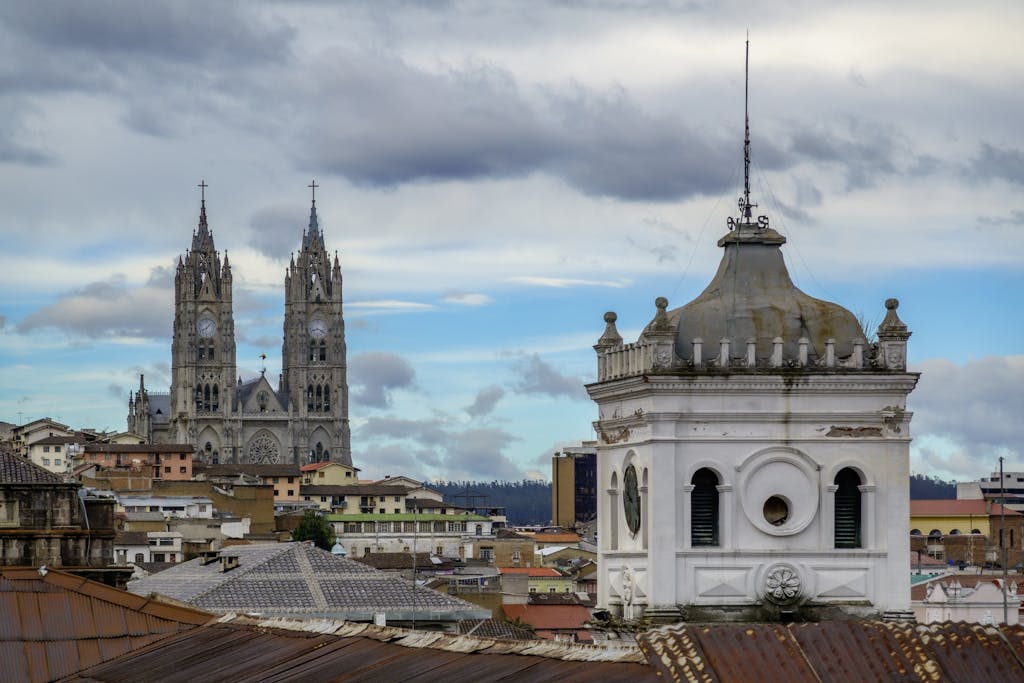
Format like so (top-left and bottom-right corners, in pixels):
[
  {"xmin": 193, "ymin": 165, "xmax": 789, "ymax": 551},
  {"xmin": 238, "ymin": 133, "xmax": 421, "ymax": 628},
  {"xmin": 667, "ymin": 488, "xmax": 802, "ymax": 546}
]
[
  {"xmin": 729, "ymin": 33, "xmax": 768, "ymax": 233},
  {"xmin": 742, "ymin": 32, "xmax": 753, "ymax": 222}
]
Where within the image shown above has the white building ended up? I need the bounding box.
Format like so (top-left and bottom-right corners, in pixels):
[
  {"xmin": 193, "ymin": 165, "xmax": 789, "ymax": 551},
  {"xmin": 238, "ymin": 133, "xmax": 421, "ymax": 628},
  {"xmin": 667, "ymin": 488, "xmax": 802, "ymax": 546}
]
[
  {"xmin": 117, "ymin": 495, "xmax": 214, "ymax": 520},
  {"xmin": 587, "ymin": 102, "xmax": 918, "ymax": 620}
]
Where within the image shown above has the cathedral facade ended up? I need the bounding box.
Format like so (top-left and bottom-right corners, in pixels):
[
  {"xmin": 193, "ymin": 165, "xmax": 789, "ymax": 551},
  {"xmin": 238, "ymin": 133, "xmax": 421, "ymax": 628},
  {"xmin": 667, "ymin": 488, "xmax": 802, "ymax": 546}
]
[{"xmin": 128, "ymin": 189, "xmax": 352, "ymax": 467}]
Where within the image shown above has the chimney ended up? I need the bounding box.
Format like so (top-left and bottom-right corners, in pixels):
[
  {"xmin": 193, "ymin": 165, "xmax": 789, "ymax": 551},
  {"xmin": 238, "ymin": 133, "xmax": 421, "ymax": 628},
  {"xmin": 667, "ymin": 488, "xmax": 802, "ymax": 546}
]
[
  {"xmin": 199, "ymin": 550, "xmax": 220, "ymax": 566},
  {"xmin": 220, "ymin": 555, "xmax": 240, "ymax": 572}
]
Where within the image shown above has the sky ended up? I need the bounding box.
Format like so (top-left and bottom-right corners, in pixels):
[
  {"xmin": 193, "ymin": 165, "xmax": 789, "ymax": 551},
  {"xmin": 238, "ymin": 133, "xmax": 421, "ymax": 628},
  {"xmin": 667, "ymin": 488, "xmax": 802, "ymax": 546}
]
[{"xmin": 0, "ymin": 1, "xmax": 1022, "ymax": 483}]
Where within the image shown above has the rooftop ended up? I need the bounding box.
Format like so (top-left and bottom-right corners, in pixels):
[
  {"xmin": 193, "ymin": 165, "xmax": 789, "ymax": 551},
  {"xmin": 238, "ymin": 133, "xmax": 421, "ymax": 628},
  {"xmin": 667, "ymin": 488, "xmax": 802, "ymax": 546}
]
[
  {"xmin": 0, "ymin": 451, "xmax": 66, "ymax": 484},
  {"xmin": 127, "ymin": 542, "xmax": 488, "ymax": 622},
  {"xmin": 498, "ymin": 567, "xmax": 563, "ymax": 578},
  {"xmin": 910, "ymin": 499, "xmax": 1022, "ymax": 517}
]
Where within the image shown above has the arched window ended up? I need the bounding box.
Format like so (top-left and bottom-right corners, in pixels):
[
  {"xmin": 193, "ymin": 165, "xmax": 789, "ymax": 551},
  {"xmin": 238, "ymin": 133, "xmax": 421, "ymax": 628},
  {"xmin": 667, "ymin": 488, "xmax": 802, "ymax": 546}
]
[
  {"xmin": 203, "ymin": 384, "xmax": 211, "ymax": 412},
  {"xmin": 315, "ymin": 385, "xmax": 323, "ymax": 412},
  {"xmin": 309, "ymin": 341, "xmax": 317, "ymax": 362},
  {"xmin": 834, "ymin": 468, "xmax": 862, "ymax": 549},
  {"xmin": 910, "ymin": 529, "xmax": 922, "ymax": 536},
  {"xmin": 691, "ymin": 468, "xmax": 719, "ymax": 547},
  {"xmin": 972, "ymin": 529, "xmax": 982, "ymax": 535},
  {"xmin": 195, "ymin": 386, "xmax": 203, "ymax": 411},
  {"xmin": 323, "ymin": 386, "xmax": 330, "ymax": 411},
  {"xmin": 212, "ymin": 385, "xmax": 219, "ymax": 412},
  {"xmin": 307, "ymin": 385, "xmax": 314, "ymax": 412},
  {"xmin": 929, "ymin": 529, "xmax": 942, "ymax": 539},
  {"xmin": 319, "ymin": 340, "xmax": 327, "ymax": 361},
  {"xmin": 949, "ymin": 529, "xmax": 961, "ymax": 535},
  {"xmin": 315, "ymin": 443, "xmax": 324, "ymax": 461}
]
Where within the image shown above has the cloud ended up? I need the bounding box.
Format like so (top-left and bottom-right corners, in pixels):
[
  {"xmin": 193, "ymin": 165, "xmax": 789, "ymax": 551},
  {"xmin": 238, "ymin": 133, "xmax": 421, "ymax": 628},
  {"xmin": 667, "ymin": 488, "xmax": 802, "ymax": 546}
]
[
  {"xmin": 359, "ymin": 416, "xmax": 449, "ymax": 447},
  {"xmin": 347, "ymin": 300, "xmax": 436, "ymax": 313},
  {"xmin": 352, "ymin": 443, "xmax": 441, "ymax": 481},
  {"xmin": 511, "ymin": 353, "xmax": 586, "ymax": 400},
  {"xmin": 508, "ymin": 276, "xmax": 628, "ymax": 288},
  {"xmin": 348, "ymin": 352, "xmax": 416, "ymax": 408},
  {"xmin": 967, "ymin": 143, "xmax": 1024, "ymax": 186},
  {"xmin": 787, "ymin": 117, "xmax": 904, "ymax": 190},
  {"xmin": 977, "ymin": 209, "xmax": 1024, "ymax": 228},
  {"xmin": 465, "ymin": 386, "xmax": 505, "ymax": 417},
  {"xmin": 299, "ymin": 48, "xmax": 787, "ymax": 202},
  {"xmin": 910, "ymin": 356, "xmax": 1024, "ymax": 464},
  {"xmin": 356, "ymin": 415, "xmax": 525, "ymax": 481},
  {"xmin": 248, "ymin": 204, "xmax": 307, "ymax": 259},
  {"xmin": 18, "ymin": 271, "xmax": 172, "ymax": 339},
  {"xmin": 441, "ymin": 290, "xmax": 492, "ymax": 306},
  {"xmin": 443, "ymin": 427, "xmax": 523, "ymax": 481},
  {"xmin": 0, "ymin": 2, "xmax": 293, "ymax": 67}
]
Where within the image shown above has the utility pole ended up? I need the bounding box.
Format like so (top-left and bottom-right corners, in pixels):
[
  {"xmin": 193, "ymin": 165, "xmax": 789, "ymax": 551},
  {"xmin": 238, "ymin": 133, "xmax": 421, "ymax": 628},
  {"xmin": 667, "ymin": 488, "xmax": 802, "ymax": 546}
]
[{"xmin": 1001, "ymin": 456, "xmax": 1009, "ymax": 625}]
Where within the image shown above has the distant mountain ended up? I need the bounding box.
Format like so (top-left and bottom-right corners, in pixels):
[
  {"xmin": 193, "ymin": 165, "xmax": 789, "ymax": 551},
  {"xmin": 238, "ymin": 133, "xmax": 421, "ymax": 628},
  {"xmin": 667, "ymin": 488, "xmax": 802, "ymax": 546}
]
[{"xmin": 910, "ymin": 473, "xmax": 957, "ymax": 500}]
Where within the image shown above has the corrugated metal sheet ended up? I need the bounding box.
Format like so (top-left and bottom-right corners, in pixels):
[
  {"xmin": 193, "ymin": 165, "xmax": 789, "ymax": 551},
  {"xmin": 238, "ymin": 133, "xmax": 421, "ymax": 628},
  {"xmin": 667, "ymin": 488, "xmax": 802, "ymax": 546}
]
[
  {"xmin": 637, "ymin": 621, "xmax": 1024, "ymax": 682},
  {"xmin": 63, "ymin": 621, "xmax": 661, "ymax": 682},
  {"xmin": 1, "ymin": 567, "xmax": 212, "ymax": 683}
]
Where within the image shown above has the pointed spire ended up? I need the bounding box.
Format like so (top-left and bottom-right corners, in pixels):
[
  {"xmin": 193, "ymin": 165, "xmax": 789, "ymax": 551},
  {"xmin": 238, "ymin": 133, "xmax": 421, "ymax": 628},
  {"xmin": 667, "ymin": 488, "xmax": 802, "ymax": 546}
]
[
  {"xmin": 197, "ymin": 179, "xmax": 210, "ymax": 238},
  {"xmin": 139, "ymin": 374, "xmax": 146, "ymax": 395}
]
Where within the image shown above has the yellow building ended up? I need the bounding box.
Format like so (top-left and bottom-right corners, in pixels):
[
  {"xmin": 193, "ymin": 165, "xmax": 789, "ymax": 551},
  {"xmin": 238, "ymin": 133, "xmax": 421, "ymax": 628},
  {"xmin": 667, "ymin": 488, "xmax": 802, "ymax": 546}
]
[
  {"xmin": 498, "ymin": 567, "xmax": 575, "ymax": 593},
  {"xmin": 909, "ymin": 499, "xmax": 1017, "ymax": 536},
  {"xmin": 300, "ymin": 461, "xmax": 359, "ymax": 486}
]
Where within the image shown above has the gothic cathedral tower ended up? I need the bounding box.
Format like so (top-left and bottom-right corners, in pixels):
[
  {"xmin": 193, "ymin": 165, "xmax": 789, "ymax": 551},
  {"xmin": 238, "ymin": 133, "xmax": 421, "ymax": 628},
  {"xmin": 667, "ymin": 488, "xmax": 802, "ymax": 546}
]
[
  {"xmin": 169, "ymin": 184, "xmax": 237, "ymax": 452},
  {"xmin": 281, "ymin": 186, "xmax": 352, "ymax": 465}
]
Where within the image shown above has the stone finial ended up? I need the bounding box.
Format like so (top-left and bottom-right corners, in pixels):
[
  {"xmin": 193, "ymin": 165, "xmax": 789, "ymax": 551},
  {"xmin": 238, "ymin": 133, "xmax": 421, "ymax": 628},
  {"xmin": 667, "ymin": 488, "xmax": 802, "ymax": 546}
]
[
  {"xmin": 596, "ymin": 311, "xmax": 623, "ymax": 348},
  {"xmin": 878, "ymin": 298, "xmax": 909, "ymax": 336},
  {"xmin": 877, "ymin": 298, "xmax": 911, "ymax": 370},
  {"xmin": 648, "ymin": 297, "xmax": 672, "ymax": 333}
]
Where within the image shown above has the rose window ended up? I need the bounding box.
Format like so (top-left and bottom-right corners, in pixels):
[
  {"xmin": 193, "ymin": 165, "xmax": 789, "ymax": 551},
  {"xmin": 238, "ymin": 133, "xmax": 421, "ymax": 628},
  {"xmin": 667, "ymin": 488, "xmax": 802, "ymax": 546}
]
[{"xmin": 248, "ymin": 434, "xmax": 280, "ymax": 464}]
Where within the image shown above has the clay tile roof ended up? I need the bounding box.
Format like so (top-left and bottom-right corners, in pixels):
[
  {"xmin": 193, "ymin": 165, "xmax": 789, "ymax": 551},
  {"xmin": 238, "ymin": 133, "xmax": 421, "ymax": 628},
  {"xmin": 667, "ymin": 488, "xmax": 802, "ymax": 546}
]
[
  {"xmin": 0, "ymin": 566, "xmax": 210, "ymax": 683},
  {"xmin": 910, "ymin": 499, "xmax": 1022, "ymax": 516},
  {"xmin": 501, "ymin": 603, "xmax": 593, "ymax": 630},
  {"xmin": 0, "ymin": 451, "xmax": 64, "ymax": 484}
]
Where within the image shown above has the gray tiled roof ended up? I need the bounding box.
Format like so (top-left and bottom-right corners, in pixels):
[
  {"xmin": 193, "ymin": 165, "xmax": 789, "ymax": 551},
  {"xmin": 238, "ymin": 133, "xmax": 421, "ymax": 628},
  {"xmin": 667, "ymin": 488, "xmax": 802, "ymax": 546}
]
[
  {"xmin": 128, "ymin": 542, "xmax": 489, "ymax": 622},
  {"xmin": 0, "ymin": 451, "xmax": 65, "ymax": 484}
]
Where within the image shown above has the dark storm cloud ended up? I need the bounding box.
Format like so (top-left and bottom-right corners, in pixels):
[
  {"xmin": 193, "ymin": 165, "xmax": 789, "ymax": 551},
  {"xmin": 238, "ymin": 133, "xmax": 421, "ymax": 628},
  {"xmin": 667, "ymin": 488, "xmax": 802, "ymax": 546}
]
[
  {"xmin": 911, "ymin": 356, "xmax": 1024, "ymax": 459},
  {"xmin": 348, "ymin": 352, "xmax": 416, "ymax": 408},
  {"xmin": 18, "ymin": 271, "xmax": 171, "ymax": 339},
  {"xmin": 787, "ymin": 118, "xmax": 903, "ymax": 190},
  {"xmin": 967, "ymin": 143, "xmax": 1024, "ymax": 186},
  {"xmin": 465, "ymin": 386, "xmax": 505, "ymax": 417},
  {"xmin": 0, "ymin": 1, "xmax": 294, "ymax": 66},
  {"xmin": 511, "ymin": 353, "xmax": 586, "ymax": 400},
  {"xmin": 301, "ymin": 50, "xmax": 772, "ymax": 202}
]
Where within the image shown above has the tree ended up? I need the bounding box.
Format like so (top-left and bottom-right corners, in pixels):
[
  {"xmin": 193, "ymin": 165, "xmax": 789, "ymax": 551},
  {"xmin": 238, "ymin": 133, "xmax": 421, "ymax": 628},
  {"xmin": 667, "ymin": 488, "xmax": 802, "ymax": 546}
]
[{"xmin": 291, "ymin": 510, "xmax": 335, "ymax": 550}]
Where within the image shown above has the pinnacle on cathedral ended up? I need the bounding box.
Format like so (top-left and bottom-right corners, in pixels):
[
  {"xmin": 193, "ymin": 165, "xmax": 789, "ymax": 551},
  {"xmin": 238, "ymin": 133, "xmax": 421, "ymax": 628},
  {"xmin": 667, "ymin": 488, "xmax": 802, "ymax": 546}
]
[{"xmin": 129, "ymin": 182, "xmax": 352, "ymax": 468}]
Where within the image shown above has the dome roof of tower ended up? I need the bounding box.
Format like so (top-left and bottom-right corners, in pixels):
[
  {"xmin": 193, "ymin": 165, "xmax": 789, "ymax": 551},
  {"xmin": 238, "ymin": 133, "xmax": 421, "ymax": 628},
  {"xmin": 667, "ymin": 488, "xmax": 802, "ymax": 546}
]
[{"xmin": 656, "ymin": 225, "xmax": 864, "ymax": 364}]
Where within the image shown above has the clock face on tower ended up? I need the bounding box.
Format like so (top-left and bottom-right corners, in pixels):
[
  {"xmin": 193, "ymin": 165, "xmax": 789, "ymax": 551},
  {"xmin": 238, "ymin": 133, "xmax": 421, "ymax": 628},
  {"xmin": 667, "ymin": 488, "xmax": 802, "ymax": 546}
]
[
  {"xmin": 623, "ymin": 464, "xmax": 641, "ymax": 536},
  {"xmin": 197, "ymin": 317, "xmax": 217, "ymax": 338},
  {"xmin": 308, "ymin": 319, "xmax": 327, "ymax": 339}
]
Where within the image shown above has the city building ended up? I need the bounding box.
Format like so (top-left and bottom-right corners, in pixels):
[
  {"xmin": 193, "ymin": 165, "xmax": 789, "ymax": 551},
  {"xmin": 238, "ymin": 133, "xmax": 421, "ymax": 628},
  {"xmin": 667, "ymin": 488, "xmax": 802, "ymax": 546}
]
[
  {"xmin": 586, "ymin": 68, "xmax": 918, "ymax": 621},
  {"xmin": 912, "ymin": 576, "xmax": 1022, "ymax": 625},
  {"xmin": 299, "ymin": 460, "xmax": 359, "ymax": 485},
  {"xmin": 958, "ymin": 471, "xmax": 1024, "ymax": 511},
  {"xmin": 909, "ymin": 499, "xmax": 1023, "ymax": 567},
  {"xmin": 76, "ymin": 443, "xmax": 196, "ymax": 481},
  {"xmin": 126, "ymin": 186, "xmax": 352, "ymax": 466},
  {"xmin": 0, "ymin": 451, "xmax": 115, "ymax": 569},
  {"xmin": 552, "ymin": 442, "xmax": 597, "ymax": 529},
  {"xmin": 327, "ymin": 511, "xmax": 494, "ymax": 558},
  {"xmin": 498, "ymin": 567, "xmax": 575, "ymax": 594}
]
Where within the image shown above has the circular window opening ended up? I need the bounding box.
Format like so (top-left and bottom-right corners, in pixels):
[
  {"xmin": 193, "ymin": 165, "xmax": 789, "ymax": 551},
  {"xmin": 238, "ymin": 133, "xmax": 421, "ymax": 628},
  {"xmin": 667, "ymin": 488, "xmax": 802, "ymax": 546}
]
[{"xmin": 763, "ymin": 496, "xmax": 790, "ymax": 526}]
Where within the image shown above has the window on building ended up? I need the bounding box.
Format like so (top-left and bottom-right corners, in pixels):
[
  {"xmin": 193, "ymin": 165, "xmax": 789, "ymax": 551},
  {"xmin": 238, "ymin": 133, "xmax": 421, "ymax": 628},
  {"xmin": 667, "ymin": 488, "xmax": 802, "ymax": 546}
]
[
  {"xmin": 179, "ymin": 467, "xmax": 187, "ymax": 474},
  {"xmin": 549, "ymin": 587, "xmax": 557, "ymax": 593},
  {"xmin": 529, "ymin": 587, "xmax": 537, "ymax": 593},
  {"xmin": 320, "ymin": 496, "xmax": 327, "ymax": 503},
  {"xmin": 181, "ymin": 453, "xmax": 187, "ymax": 460},
  {"xmin": 319, "ymin": 472, "xmax": 325, "ymax": 478},
  {"xmin": 436, "ymin": 546, "xmax": 443, "ymax": 556},
  {"xmin": 54, "ymin": 459, "xmax": 61, "ymax": 466},
  {"xmin": 164, "ymin": 466, "xmax": 171, "ymax": 473},
  {"xmin": 288, "ymin": 477, "xmax": 294, "ymax": 484},
  {"xmin": 394, "ymin": 508, "xmax": 400, "ymax": 514},
  {"xmin": 153, "ymin": 553, "xmax": 165, "ymax": 562},
  {"xmin": 287, "ymin": 489, "xmax": 294, "ymax": 496},
  {"xmin": 274, "ymin": 490, "xmax": 279, "ymax": 496},
  {"xmin": 691, "ymin": 468, "xmax": 720, "ymax": 547},
  {"xmin": 363, "ymin": 547, "xmax": 371, "ymax": 556},
  {"xmin": 834, "ymin": 468, "xmax": 863, "ymax": 549},
  {"xmin": 479, "ymin": 547, "xmax": 493, "ymax": 561},
  {"xmin": 475, "ymin": 525, "xmax": 483, "ymax": 536},
  {"xmin": 43, "ymin": 446, "xmax": 50, "ymax": 453},
  {"xmin": 42, "ymin": 458, "xmax": 50, "ymax": 465},
  {"xmin": 54, "ymin": 446, "xmax": 61, "ymax": 452}
]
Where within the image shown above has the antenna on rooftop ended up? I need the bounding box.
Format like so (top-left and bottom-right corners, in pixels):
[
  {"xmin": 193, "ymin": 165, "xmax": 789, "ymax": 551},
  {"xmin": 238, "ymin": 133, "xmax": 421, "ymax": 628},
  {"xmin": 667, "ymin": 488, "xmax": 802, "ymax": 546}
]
[{"xmin": 742, "ymin": 32, "xmax": 753, "ymax": 222}]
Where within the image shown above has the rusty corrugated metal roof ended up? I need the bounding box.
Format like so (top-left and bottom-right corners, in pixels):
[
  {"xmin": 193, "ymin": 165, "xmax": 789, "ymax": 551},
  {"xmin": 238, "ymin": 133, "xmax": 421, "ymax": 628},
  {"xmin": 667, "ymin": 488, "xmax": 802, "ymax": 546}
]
[
  {"xmin": 61, "ymin": 617, "xmax": 658, "ymax": 682},
  {"xmin": 1, "ymin": 566, "xmax": 211, "ymax": 683},
  {"xmin": 637, "ymin": 621, "xmax": 1024, "ymax": 682}
]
